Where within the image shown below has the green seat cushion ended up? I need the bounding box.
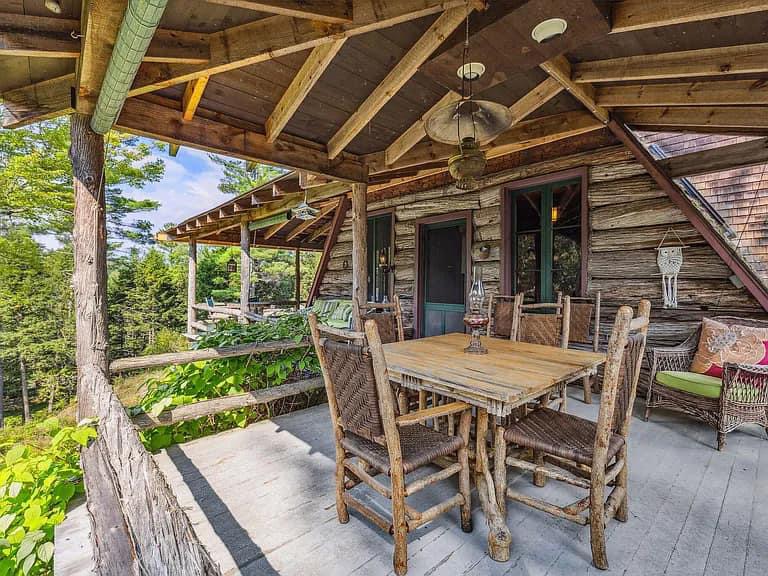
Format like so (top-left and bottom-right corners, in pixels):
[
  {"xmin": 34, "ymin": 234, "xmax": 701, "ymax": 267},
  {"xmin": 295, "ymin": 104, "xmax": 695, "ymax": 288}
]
[{"xmin": 656, "ymin": 371, "xmax": 722, "ymax": 399}]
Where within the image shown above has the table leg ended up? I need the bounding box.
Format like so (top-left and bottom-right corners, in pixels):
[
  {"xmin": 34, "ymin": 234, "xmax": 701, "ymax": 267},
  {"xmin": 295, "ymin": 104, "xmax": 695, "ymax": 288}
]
[{"xmin": 475, "ymin": 408, "xmax": 512, "ymax": 562}]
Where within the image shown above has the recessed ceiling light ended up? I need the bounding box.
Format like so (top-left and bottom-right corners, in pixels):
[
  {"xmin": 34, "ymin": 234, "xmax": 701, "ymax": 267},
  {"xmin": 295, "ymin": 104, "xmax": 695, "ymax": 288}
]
[
  {"xmin": 456, "ymin": 62, "xmax": 486, "ymax": 81},
  {"xmin": 531, "ymin": 18, "xmax": 567, "ymax": 44}
]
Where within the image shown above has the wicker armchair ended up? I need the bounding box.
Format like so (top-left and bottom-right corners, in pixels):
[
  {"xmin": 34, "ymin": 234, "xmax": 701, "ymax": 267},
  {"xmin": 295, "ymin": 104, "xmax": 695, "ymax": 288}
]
[
  {"xmin": 308, "ymin": 314, "xmax": 472, "ymax": 576},
  {"xmin": 495, "ymin": 300, "xmax": 651, "ymax": 570},
  {"xmin": 646, "ymin": 316, "xmax": 768, "ymax": 450},
  {"xmin": 352, "ymin": 295, "xmax": 405, "ymax": 342}
]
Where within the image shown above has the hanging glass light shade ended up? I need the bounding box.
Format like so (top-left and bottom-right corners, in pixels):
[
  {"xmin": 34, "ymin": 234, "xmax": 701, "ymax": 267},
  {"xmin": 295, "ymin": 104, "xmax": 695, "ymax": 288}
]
[
  {"xmin": 226, "ymin": 257, "xmax": 238, "ymax": 273},
  {"xmin": 423, "ymin": 14, "xmax": 512, "ymax": 190}
]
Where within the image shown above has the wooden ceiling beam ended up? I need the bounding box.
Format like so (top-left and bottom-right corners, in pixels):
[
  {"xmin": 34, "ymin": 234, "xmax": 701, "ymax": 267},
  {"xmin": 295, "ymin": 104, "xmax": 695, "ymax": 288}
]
[
  {"xmin": 367, "ymin": 110, "xmax": 603, "ymax": 173},
  {"xmin": 266, "ymin": 39, "xmax": 347, "ymax": 143},
  {"xmin": 383, "ymin": 76, "xmax": 563, "ymax": 169},
  {"xmin": 263, "ymin": 218, "xmax": 292, "ymax": 240},
  {"xmin": 286, "ymin": 201, "xmax": 340, "ymax": 241},
  {"xmin": 572, "ymin": 43, "xmax": 768, "ymax": 84},
  {"xmin": 76, "ymin": 0, "xmax": 130, "ymax": 114},
  {"xmin": 298, "ymin": 170, "xmax": 332, "ymax": 188},
  {"xmin": 308, "ymin": 220, "xmax": 333, "ymax": 243},
  {"xmin": 617, "ymin": 106, "xmax": 768, "ymax": 130},
  {"xmin": 596, "ymin": 79, "xmax": 768, "ymax": 107},
  {"xmin": 610, "ymin": 0, "xmax": 768, "ymax": 34},
  {"xmin": 658, "ymin": 137, "xmax": 768, "ymax": 178},
  {"xmin": 206, "ymin": 1, "xmax": 353, "ymax": 23},
  {"xmin": 129, "ymin": 0, "xmax": 470, "ymax": 97},
  {"xmin": 539, "ymin": 55, "xmax": 609, "ymax": 123},
  {"xmin": 181, "ymin": 76, "xmax": 209, "ymax": 121},
  {"xmin": 115, "ymin": 97, "xmax": 367, "ymax": 182},
  {"xmin": 0, "ymin": 74, "xmax": 74, "ymax": 128},
  {"xmin": 326, "ymin": 5, "xmax": 469, "ymax": 159},
  {"xmin": 0, "ymin": 13, "xmax": 209, "ymax": 63}
]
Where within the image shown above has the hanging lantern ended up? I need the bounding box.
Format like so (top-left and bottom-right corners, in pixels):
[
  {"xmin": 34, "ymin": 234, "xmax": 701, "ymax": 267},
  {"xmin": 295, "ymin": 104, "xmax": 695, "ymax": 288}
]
[
  {"xmin": 423, "ymin": 14, "xmax": 512, "ymax": 190},
  {"xmin": 226, "ymin": 257, "xmax": 238, "ymax": 273}
]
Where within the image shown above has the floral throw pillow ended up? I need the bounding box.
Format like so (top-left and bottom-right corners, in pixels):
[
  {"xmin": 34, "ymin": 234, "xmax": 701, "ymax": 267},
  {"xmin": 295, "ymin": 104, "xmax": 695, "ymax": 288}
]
[{"xmin": 690, "ymin": 317, "xmax": 768, "ymax": 377}]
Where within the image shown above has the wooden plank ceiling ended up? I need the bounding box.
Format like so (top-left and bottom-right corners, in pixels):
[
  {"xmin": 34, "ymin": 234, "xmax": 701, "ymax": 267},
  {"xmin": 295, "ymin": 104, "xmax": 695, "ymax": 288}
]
[{"xmin": 2, "ymin": 0, "xmax": 768, "ymax": 247}]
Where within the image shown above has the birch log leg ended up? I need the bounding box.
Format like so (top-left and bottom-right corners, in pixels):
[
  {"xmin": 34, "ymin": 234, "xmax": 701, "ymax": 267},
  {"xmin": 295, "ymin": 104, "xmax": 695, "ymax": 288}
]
[
  {"xmin": 494, "ymin": 423, "xmax": 507, "ymax": 517},
  {"xmin": 458, "ymin": 409, "xmax": 473, "ymax": 532},
  {"xmin": 475, "ymin": 408, "xmax": 512, "ymax": 562}
]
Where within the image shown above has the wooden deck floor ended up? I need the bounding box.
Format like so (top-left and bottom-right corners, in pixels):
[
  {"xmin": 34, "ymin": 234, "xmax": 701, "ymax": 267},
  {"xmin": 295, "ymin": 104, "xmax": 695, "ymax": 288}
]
[{"xmin": 57, "ymin": 391, "xmax": 768, "ymax": 575}]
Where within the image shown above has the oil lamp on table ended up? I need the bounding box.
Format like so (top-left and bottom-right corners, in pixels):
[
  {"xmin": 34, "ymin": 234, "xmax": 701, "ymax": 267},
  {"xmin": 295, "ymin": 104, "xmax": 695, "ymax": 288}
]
[{"xmin": 464, "ymin": 266, "xmax": 488, "ymax": 354}]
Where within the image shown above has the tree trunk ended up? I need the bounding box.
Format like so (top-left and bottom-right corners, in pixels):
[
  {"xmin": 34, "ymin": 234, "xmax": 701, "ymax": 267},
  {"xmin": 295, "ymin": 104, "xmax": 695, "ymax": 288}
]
[
  {"xmin": 70, "ymin": 113, "xmax": 110, "ymax": 420},
  {"xmin": 48, "ymin": 381, "xmax": 56, "ymax": 413},
  {"xmin": 19, "ymin": 356, "xmax": 30, "ymax": 423},
  {"xmin": 0, "ymin": 355, "xmax": 4, "ymax": 429},
  {"xmin": 240, "ymin": 220, "xmax": 251, "ymax": 321},
  {"xmin": 187, "ymin": 238, "xmax": 197, "ymax": 334}
]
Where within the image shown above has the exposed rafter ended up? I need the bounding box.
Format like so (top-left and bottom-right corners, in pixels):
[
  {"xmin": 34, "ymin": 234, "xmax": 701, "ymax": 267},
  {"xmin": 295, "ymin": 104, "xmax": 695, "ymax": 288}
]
[
  {"xmin": 596, "ymin": 79, "xmax": 768, "ymax": 107},
  {"xmin": 610, "ymin": 0, "xmax": 768, "ymax": 33},
  {"xmin": 115, "ymin": 97, "xmax": 367, "ymax": 182},
  {"xmin": 266, "ymin": 39, "xmax": 347, "ymax": 143},
  {"xmin": 308, "ymin": 220, "xmax": 333, "ymax": 243},
  {"xmin": 657, "ymin": 137, "xmax": 768, "ymax": 178},
  {"xmin": 0, "ymin": 13, "xmax": 210, "ymax": 62},
  {"xmin": 286, "ymin": 201, "xmax": 340, "ymax": 241},
  {"xmin": 298, "ymin": 171, "xmax": 332, "ymax": 189},
  {"xmin": 206, "ymin": 0, "xmax": 353, "ymax": 23},
  {"xmin": 617, "ymin": 106, "xmax": 768, "ymax": 131},
  {"xmin": 572, "ymin": 43, "xmax": 768, "ymax": 84},
  {"xmin": 326, "ymin": 6, "xmax": 468, "ymax": 159},
  {"xmin": 367, "ymin": 110, "xmax": 603, "ymax": 173},
  {"xmin": 0, "ymin": 74, "xmax": 74, "ymax": 128},
  {"xmin": 181, "ymin": 76, "xmax": 209, "ymax": 121},
  {"xmin": 129, "ymin": 0, "xmax": 470, "ymax": 97},
  {"xmin": 263, "ymin": 218, "xmax": 292, "ymax": 240},
  {"xmin": 540, "ymin": 55, "xmax": 609, "ymax": 123}
]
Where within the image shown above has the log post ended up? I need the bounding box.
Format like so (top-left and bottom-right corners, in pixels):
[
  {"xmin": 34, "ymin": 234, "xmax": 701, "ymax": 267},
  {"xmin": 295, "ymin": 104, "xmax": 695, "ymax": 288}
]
[
  {"xmin": 295, "ymin": 248, "xmax": 301, "ymax": 310},
  {"xmin": 240, "ymin": 220, "xmax": 251, "ymax": 321},
  {"xmin": 188, "ymin": 238, "xmax": 197, "ymax": 334},
  {"xmin": 70, "ymin": 113, "xmax": 109, "ymax": 419},
  {"xmin": 351, "ymin": 182, "xmax": 367, "ymax": 328},
  {"xmin": 70, "ymin": 113, "xmax": 139, "ymax": 574}
]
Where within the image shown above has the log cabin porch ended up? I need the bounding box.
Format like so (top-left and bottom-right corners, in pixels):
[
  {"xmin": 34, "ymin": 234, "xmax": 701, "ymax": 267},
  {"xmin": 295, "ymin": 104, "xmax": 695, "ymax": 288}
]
[{"xmin": 3, "ymin": 1, "xmax": 768, "ymax": 575}]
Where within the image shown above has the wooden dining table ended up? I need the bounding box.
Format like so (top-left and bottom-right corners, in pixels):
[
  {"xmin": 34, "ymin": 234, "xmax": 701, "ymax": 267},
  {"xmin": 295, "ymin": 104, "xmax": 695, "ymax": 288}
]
[{"xmin": 383, "ymin": 332, "xmax": 606, "ymax": 562}]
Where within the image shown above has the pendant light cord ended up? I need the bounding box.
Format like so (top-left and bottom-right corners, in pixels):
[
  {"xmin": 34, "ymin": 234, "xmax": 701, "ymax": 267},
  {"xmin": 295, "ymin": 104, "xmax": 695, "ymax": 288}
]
[{"xmin": 458, "ymin": 12, "xmax": 476, "ymax": 151}]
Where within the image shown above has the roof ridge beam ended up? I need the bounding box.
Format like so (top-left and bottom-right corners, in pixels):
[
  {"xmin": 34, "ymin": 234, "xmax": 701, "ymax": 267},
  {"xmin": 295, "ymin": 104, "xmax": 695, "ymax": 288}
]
[{"xmin": 206, "ymin": 1, "xmax": 354, "ymax": 24}]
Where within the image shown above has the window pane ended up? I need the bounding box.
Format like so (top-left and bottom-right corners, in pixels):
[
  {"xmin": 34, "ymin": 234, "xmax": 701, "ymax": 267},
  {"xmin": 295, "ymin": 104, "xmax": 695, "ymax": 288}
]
[
  {"xmin": 552, "ymin": 227, "xmax": 581, "ymax": 296},
  {"xmin": 515, "ymin": 190, "xmax": 541, "ymax": 232},
  {"xmin": 551, "ymin": 181, "xmax": 581, "ymax": 229},
  {"xmin": 367, "ymin": 214, "xmax": 392, "ymax": 302},
  {"xmin": 516, "ymin": 232, "xmax": 539, "ymax": 301}
]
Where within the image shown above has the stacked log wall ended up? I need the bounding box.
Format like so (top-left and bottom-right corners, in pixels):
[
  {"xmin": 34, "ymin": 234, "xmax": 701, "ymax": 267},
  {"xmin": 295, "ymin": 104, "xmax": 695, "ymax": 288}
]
[{"xmin": 318, "ymin": 144, "xmax": 768, "ymax": 347}]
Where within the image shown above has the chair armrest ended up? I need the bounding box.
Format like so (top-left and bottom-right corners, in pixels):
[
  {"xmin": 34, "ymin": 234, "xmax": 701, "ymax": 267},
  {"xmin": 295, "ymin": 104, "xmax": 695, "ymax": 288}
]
[
  {"xmin": 721, "ymin": 363, "xmax": 768, "ymax": 406},
  {"xmin": 648, "ymin": 343, "xmax": 697, "ymax": 375},
  {"xmin": 396, "ymin": 402, "xmax": 471, "ymax": 426}
]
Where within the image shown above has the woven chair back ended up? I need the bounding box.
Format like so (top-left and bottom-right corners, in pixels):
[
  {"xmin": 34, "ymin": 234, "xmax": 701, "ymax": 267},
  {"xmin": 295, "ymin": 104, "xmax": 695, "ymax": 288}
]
[
  {"xmin": 488, "ymin": 295, "xmax": 516, "ymax": 338},
  {"xmin": 319, "ymin": 338, "xmax": 386, "ymax": 442},
  {"xmin": 359, "ymin": 311, "xmax": 399, "ymax": 344},
  {"xmin": 569, "ymin": 302, "xmax": 594, "ymax": 344},
  {"xmin": 519, "ymin": 314, "xmax": 563, "ymax": 347}
]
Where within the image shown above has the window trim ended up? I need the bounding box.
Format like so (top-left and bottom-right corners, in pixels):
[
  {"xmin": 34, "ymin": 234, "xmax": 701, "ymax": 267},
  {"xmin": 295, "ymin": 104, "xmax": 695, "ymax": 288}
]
[{"xmin": 500, "ymin": 167, "xmax": 589, "ymax": 299}]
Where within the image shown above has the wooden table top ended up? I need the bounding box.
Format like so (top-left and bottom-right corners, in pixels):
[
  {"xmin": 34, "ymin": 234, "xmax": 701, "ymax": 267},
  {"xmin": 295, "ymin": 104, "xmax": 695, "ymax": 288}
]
[{"xmin": 383, "ymin": 333, "xmax": 605, "ymax": 415}]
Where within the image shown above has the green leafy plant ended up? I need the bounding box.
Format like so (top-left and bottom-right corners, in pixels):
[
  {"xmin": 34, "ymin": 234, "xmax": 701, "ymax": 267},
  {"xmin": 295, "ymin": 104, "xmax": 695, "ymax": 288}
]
[
  {"xmin": 0, "ymin": 418, "xmax": 96, "ymax": 576},
  {"xmin": 137, "ymin": 314, "xmax": 320, "ymax": 451}
]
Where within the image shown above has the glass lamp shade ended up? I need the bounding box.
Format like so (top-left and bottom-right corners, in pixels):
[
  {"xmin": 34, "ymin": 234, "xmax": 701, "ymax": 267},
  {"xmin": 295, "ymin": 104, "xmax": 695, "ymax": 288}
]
[
  {"xmin": 449, "ymin": 137, "xmax": 486, "ymax": 191},
  {"xmin": 425, "ymin": 98, "xmax": 513, "ymax": 145},
  {"xmin": 468, "ymin": 266, "xmax": 485, "ymax": 313}
]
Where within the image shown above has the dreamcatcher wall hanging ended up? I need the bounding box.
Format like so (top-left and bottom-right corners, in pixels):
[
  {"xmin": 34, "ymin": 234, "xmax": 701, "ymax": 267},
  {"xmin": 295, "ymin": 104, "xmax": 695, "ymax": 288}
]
[{"xmin": 656, "ymin": 228, "xmax": 687, "ymax": 309}]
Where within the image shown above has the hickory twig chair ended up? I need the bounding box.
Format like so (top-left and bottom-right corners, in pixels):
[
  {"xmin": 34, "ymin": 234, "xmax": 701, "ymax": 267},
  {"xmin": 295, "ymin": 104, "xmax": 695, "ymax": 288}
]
[
  {"xmin": 352, "ymin": 295, "xmax": 405, "ymax": 342},
  {"xmin": 308, "ymin": 313, "xmax": 473, "ymax": 576},
  {"xmin": 567, "ymin": 292, "xmax": 602, "ymax": 403},
  {"xmin": 495, "ymin": 300, "xmax": 650, "ymax": 570},
  {"xmin": 646, "ymin": 316, "xmax": 768, "ymax": 450},
  {"xmin": 486, "ymin": 294, "xmax": 517, "ymax": 338},
  {"xmin": 511, "ymin": 294, "xmax": 572, "ymax": 411}
]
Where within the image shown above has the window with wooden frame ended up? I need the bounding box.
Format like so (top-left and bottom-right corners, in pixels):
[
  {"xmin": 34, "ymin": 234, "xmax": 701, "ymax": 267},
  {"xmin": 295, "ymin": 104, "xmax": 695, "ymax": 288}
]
[
  {"xmin": 503, "ymin": 169, "xmax": 588, "ymax": 303},
  {"xmin": 367, "ymin": 211, "xmax": 393, "ymax": 302}
]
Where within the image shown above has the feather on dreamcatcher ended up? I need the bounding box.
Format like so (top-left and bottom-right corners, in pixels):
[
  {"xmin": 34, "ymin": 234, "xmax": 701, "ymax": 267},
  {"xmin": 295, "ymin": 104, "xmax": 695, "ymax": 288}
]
[{"xmin": 656, "ymin": 229, "xmax": 686, "ymax": 309}]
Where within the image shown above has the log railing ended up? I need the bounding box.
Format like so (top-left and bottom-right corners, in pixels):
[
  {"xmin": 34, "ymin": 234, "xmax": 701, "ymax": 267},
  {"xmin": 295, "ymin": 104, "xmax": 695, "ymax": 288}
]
[{"xmin": 81, "ymin": 339, "xmax": 320, "ymax": 575}]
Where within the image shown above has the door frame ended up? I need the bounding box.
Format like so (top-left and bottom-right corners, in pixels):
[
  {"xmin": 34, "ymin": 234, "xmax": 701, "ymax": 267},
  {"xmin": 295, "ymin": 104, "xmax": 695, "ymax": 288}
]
[
  {"xmin": 500, "ymin": 167, "xmax": 589, "ymax": 298},
  {"xmin": 414, "ymin": 211, "xmax": 473, "ymax": 338}
]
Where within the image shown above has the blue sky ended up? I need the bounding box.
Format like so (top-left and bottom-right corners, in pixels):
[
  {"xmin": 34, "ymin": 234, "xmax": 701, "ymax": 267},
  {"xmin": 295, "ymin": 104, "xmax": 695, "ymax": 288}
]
[{"xmin": 132, "ymin": 143, "xmax": 232, "ymax": 233}]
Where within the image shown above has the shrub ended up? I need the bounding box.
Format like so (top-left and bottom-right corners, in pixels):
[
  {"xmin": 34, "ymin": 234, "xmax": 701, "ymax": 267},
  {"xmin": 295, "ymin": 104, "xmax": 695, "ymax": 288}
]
[
  {"xmin": 142, "ymin": 328, "xmax": 188, "ymax": 356},
  {"xmin": 0, "ymin": 418, "xmax": 96, "ymax": 576},
  {"xmin": 137, "ymin": 314, "xmax": 320, "ymax": 451}
]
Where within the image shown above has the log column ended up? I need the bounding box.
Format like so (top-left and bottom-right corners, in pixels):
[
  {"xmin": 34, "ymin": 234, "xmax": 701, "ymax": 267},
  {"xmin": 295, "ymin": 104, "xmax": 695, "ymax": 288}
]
[
  {"xmin": 70, "ymin": 113, "xmax": 109, "ymax": 419},
  {"xmin": 351, "ymin": 182, "xmax": 367, "ymax": 326},
  {"xmin": 295, "ymin": 248, "xmax": 301, "ymax": 310},
  {"xmin": 187, "ymin": 238, "xmax": 197, "ymax": 334},
  {"xmin": 240, "ymin": 220, "xmax": 251, "ymax": 321}
]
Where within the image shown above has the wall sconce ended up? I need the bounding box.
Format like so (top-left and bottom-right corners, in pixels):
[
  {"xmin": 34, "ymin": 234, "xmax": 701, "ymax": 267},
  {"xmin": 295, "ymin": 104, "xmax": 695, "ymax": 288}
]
[
  {"xmin": 551, "ymin": 206, "xmax": 559, "ymax": 223},
  {"xmin": 478, "ymin": 244, "xmax": 491, "ymax": 260},
  {"xmin": 377, "ymin": 247, "xmax": 394, "ymax": 273},
  {"xmin": 226, "ymin": 257, "xmax": 238, "ymax": 273}
]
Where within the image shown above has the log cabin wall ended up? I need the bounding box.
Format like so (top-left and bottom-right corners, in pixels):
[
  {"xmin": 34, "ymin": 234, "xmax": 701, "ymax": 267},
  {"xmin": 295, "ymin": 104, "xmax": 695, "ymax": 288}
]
[{"xmin": 317, "ymin": 143, "xmax": 768, "ymax": 348}]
